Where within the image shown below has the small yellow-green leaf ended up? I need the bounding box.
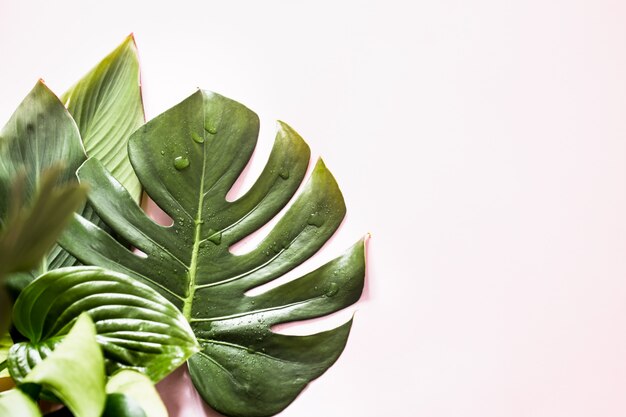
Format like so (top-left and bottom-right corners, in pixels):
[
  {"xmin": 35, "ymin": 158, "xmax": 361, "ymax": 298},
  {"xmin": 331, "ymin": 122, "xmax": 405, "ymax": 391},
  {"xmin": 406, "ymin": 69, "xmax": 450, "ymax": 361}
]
[
  {"xmin": 107, "ymin": 370, "xmax": 168, "ymax": 417},
  {"xmin": 0, "ymin": 389, "xmax": 41, "ymax": 417},
  {"xmin": 0, "ymin": 332, "xmax": 11, "ymax": 379},
  {"xmin": 24, "ymin": 313, "xmax": 105, "ymax": 417}
]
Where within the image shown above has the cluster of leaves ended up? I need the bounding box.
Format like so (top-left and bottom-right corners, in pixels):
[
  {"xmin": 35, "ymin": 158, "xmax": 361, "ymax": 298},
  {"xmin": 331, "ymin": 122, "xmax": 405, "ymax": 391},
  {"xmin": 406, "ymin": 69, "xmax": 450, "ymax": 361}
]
[{"xmin": 0, "ymin": 35, "xmax": 365, "ymax": 417}]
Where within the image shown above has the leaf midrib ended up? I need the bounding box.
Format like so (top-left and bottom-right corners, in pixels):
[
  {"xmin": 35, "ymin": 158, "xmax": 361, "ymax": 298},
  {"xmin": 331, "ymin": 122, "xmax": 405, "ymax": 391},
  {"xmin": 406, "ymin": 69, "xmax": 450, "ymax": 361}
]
[{"xmin": 182, "ymin": 111, "xmax": 209, "ymax": 320}]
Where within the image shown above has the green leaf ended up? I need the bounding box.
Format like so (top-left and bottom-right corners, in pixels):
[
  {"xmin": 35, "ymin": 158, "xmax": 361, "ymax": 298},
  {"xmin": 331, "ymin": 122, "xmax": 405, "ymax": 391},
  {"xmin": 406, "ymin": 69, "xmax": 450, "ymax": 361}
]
[
  {"xmin": 62, "ymin": 34, "xmax": 145, "ymax": 203},
  {"xmin": 0, "ymin": 167, "xmax": 87, "ymax": 276},
  {"xmin": 8, "ymin": 266, "xmax": 199, "ymax": 383},
  {"xmin": 60, "ymin": 91, "xmax": 366, "ymax": 416},
  {"xmin": 0, "ymin": 168, "xmax": 87, "ymax": 334},
  {"xmin": 23, "ymin": 313, "xmax": 106, "ymax": 417},
  {"xmin": 106, "ymin": 370, "xmax": 167, "ymax": 417},
  {"xmin": 0, "ymin": 81, "xmax": 87, "ymax": 290},
  {"xmin": 102, "ymin": 393, "xmax": 147, "ymax": 417},
  {"xmin": 0, "ymin": 388, "xmax": 41, "ymax": 417},
  {"xmin": 0, "ymin": 332, "xmax": 12, "ymax": 378}
]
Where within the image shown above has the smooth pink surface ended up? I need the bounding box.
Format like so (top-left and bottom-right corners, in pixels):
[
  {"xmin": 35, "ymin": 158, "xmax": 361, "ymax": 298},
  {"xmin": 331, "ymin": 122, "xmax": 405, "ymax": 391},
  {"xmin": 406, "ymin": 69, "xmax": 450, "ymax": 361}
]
[{"xmin": 3, "ymin": 1, "xmax": 626, "ymax": 416}]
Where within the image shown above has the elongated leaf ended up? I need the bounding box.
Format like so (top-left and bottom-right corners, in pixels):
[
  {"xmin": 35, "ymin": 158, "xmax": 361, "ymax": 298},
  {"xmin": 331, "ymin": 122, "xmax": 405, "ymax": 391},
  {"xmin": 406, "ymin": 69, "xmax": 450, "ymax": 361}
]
[
  {"xmin": 0, "ymin": 166, "xmax": 86, "ymax": 336},
  {"xmin": 0, "ymin": 81, "xmax": 87, "ymax": 293},
  {"xmin": 23, "ymin": 313, "xmax": 105, "ymax": 417},
  {"xmin": 0, "ymin": 388, "xmax": 41, "ymax": 417},
  {"xmin": 107, "ymin": 370, "xmax": 167, "ymax": 417},
  {"xmin": 0, "ymin": 167, "xmax": 87, "ymax": 276},
  {"xmin": 60, "ymin": 90, "xmax": 366, "ymax": 416},
  {"xmin": 8, "ymin": 267, "xmax": 198, "ymax": 384},
  {"xmin": 63, "ymin": 35, "xmax": 145, "ymax": 203}
]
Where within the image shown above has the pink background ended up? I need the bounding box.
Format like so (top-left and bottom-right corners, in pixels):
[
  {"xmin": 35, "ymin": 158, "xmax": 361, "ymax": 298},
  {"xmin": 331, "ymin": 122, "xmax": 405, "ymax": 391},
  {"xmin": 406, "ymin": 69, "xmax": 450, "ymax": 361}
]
[{"xmin": 2, "ymin": 0, "xmax": 626, "ymax": 416}]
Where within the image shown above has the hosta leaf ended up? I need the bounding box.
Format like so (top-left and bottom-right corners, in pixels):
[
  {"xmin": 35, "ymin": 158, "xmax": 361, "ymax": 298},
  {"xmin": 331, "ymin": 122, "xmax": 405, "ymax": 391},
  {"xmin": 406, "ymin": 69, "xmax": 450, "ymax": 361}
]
[
  {"xmin": 60, "ymin": 90, "xmax": 366, "ymax": 416},
  {"xmin": 62, "ymin": 35, "xmax": 145, "ymax": 203},
  {"xmin": 23, "ymin": 313, "xmax": 105, "ymax": 417},
  {"xmin": 106, "ymin": 370, "xmax": 167, "ymax": 417},
  {"xmin": 0, "ymin": 388, "xmax": 41, "ymax": 417},
  {"xmin": 0, "ymin": 81, "xmax": 86, "ymax": 288},
  {"xmin": 8, "ymin": 267, "xmax": 199, "ymax": 383}
]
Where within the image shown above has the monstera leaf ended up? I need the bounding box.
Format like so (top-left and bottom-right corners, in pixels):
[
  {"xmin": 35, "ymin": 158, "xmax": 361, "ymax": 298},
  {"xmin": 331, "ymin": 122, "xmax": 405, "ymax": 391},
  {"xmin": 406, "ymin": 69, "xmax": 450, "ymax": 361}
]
[
  {"xmin": 7, "ymin": 267, "xmax": 199, "ymax": 384},
  {"xmin": 59, "ymin": 90, "xmax": 366, "ymax": 416}
]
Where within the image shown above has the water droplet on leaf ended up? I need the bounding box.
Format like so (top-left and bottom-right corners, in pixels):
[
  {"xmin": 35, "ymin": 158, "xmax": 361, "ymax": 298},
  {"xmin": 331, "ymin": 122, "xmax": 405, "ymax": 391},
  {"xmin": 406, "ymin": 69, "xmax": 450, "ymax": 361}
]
[
  {"xmin": 173, "ymin": 156, "xmax": 190, "ymax": 170},
  {"xmin": 325, "ymin": 282, "xmax": 339, "ymax": 297},
  {"xmin": 192, "ymin": 132, "xmax": 205, "ymax": 144},
  {"xmin": 307, "ymin": 212, "xmax": 324, "ymax": 227},
  {"xmin": 204, "ymin": 123, "xmax": 217, "ymax": 134},
  {"xmin": 279, "ymin": 170, "xmax": 289, "ymax": 180}
]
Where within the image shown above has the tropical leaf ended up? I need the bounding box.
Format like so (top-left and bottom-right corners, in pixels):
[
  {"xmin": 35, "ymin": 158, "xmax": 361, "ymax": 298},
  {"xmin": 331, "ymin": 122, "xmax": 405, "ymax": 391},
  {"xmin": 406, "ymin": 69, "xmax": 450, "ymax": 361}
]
[
  {"xmin": 22, "ymin": 313, "xmax": 106, "ymax": 417},
  {"xmin": 1, "ymin": 36, "xmax": 144, "ymax": 296},
  {"xmin": 59, "ymin": 90, "xmax": 366, "ymax": 416},
  {"xmin": 7, "ymin": 267, "xmax": 199, "ymax": 384},
  {"xmin": 0, "ymin": 167, "xmax": 87, "ymax": 277},
  {"xmin": 62, "ymin": 35, "xmax": 145, "ymax": 203},
  {"xmin": 0, "ymin": 388, "xmax": 41, "ymax": 417},
  {"xmin": 106, "ymin": 370, "xmax": 167, "ymax": 417},
  {"xmin": 0, "ymin": 81, "xmax": 87, "ymax": 289},
  {"xmin": 0, "ymin": 166, "xmax": 86, "ymax": 346}
]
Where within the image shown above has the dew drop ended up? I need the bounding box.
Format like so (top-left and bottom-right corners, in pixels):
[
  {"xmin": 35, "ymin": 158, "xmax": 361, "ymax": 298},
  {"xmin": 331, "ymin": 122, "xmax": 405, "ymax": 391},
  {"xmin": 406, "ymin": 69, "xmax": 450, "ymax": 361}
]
[
  {"xmin": 307, "ymin": 212, "xmax": 324, "ymax": 227},
  {"xmin": 325, "ymin": 282, "xmax": 339, "ymax": 297},
  {"xmin": 160, "ymin": 150, "xmax": 165, "ymax": 155},
  {"xmin": 271, "ymin": 241, "xmax": 281, "ymax": 253},
  {"xmin": 173, "ymin": 156, "xmax": 190, "ymax": 170},
  {"xmin": 192, "ymin": 132, "xmax": 205, "ymax": 144},
  {"xmin": 204, "ymin": 123, "xmax": 217, "ymax": 134},
  {"xmin": 279, "ymin": 169, "xmax": 289, "ymax": 180}
]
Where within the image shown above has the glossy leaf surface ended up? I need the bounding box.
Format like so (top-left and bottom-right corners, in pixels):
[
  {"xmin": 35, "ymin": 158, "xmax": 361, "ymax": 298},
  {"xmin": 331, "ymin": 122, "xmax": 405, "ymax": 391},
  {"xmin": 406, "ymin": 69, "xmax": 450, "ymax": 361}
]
[
  {"xmin": 102, "ymin": 393, "xmax": 147, "ymax": 417},
  {"xmin": 23, "ymin": 313, "xmax": 105, "ymax": 417},
  {"xmin": 60, "ymin": 91, "xmax": 366, "ymax": 416},
  {"xmin": 63, "ymin": 35, "xmax": 145, "ymax": 203},
  {"xmin": 8, "ymin": 267, "xmax": 198, "ymax": 383}
]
